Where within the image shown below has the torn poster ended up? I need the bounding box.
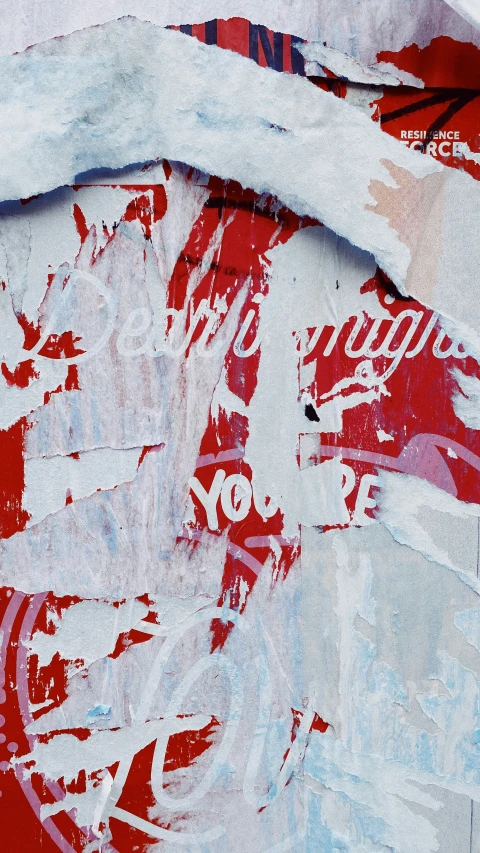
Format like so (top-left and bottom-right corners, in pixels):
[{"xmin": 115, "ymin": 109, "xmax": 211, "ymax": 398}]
[{"xmin": 1, "ymin": 6, "xmax": 480, "ymax": 852}]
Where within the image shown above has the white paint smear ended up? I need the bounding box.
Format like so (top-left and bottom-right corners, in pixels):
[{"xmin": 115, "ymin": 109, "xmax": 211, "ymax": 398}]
[
  {"xmin": 376, "ymin": 470, "xmax": 480, "ymax": 587},
  {"xmin": 21, "ymin": 164, "xmax": 210, "ymax": 458},
  {"xmin": 40, "ymin": 771, "xmax": 114, "ymax": 836},
  {"xmin": 377, "ymin": 428, "xmax": 394, "ymax": 442},
  {"xmin": 24, "ymin": 447, "xmax": 142, "ymax": 526},
  {"xmin": 27, "ymin": 598, "xmax": 148, "ymax": 668},
  {"xmin": 143, "ymin": 593, "xmax": 215, "ymax": 633},
  {"xmin": 0, "ymin": 459, "xmax": 231, "ymax": 597},
  {"xmin": 17, "ymin": 716, "xmax": 210, "ymax": 784},
  {"xmin": 451, "ymin": 367, "xmax": 480, "ymax": 429},
  {"xmin": 305, "ymin": 730, "xmax": 480, "ymax": 853}
]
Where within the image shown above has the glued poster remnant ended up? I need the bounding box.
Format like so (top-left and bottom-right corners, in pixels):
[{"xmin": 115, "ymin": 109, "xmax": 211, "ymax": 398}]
[{"xmin": 1, "ymin": 7, "xmax": 480, "ymax": 852}]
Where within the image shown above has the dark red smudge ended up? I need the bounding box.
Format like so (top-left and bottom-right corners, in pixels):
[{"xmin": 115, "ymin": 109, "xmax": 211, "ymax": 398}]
[
  {"xmin": 72, "ymin": 203, "xmax": 89, "ymax": 244},
  {"xmin": 121, "ymin": 185, "xmax": 168, "ymax": 239},
  {"xmin": 138, "ymin": 443, "xmax": 165, "ymax": 469},
  {"xmin": 291, "ymin": 708, "xmax": 329, "ymax": 742},
  {"xmin": 1, "ymin": 359, "xmax": 39, "ymax": 389},
  {"xmin": 109, "ymin": 628, "xmax": 154, "ymax": 659},
  {"xmin": 311, "ymin": 713, "xmax": 329, "ymax": 734},
  {"xmin": 164, "ymin": 717, "xmax": 219, "ymax": 772}
]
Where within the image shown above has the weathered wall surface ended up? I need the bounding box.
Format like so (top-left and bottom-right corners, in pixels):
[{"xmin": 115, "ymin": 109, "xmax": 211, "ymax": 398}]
[{"xmin": 1, "ymin": 5, "xmax": 480, "ymax": 851}]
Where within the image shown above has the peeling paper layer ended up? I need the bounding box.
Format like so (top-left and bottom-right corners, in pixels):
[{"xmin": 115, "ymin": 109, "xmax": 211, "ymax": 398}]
[
  {"xmin": 0, "ymin": 19, "xmax": 479, "ymax": 352},
  {"xmin": 298, "ymin": 41, "xmax": 424, "ymax": 86},
  {"xmin": 443, "ymin": 0, "xmax": 480, "ymax": 30}
]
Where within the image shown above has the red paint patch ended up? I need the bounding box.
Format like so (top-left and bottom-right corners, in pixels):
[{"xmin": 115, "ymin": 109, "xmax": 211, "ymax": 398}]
[
  {"xmin": 1, "ymin": 359, "xmax": 39, "ymax": 389},
  {"xmin": 72, "ymin": 202, "xmax": 89, "ymax": 244},
  {"xmin": 0, "ymin": 419, "xmax": 30, "ymax": 537},
  {"xmin": 378, "ymin": 35, "xmax": 480, "ymax": 89}
]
